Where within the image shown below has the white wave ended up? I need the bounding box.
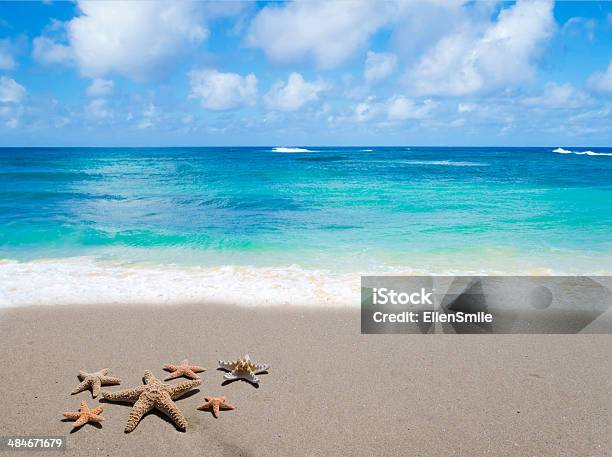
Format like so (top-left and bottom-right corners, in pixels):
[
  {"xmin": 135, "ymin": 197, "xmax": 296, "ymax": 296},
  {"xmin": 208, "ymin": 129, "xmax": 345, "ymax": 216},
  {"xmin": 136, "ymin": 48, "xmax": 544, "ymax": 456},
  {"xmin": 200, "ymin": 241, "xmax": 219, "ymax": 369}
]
[
  {"xmin": 402, "ymin": 160, "xmax": 488, "ymax": 167},
  {"xmin": 1, "ymin": 257, "xmax": 607, "ymax": 309},
  {"xmin": 553, "ymin": 147, "xmax": 612, "ymax": 156},
  {"xmin": 0, "ymin": 257, "xmax": 358, "ymax": 308},
  {"xmin": 360, "ymin": 149, "xmax": 373, "ymax": 152},
  {"xmin": 272, "ymin": 147, "xmax": 312, "ymax": 153}
]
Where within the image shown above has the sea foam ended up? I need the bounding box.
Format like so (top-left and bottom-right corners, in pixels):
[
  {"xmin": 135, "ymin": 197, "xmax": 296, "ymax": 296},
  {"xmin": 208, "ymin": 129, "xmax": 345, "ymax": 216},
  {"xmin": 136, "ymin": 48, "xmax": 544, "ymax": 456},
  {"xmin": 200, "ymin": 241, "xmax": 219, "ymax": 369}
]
[
  {"xmin": 553, "ymin": 147, "xmax": 612, "ymax": 156},
  {"xmin": 272, "ymin": 147, "xmax": 313, "ymax": 153},
  {"xmin": 0, "ymin": 257, "xmax": 358, "ymax": 308}
]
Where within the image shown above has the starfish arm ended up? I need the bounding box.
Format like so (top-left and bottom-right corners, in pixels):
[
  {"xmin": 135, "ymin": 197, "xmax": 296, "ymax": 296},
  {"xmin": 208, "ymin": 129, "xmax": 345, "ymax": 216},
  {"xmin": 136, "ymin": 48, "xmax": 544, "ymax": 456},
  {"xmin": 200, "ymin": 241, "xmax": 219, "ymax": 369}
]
[
  {"xmin": 88, "ymin": 414, "xmax": 105, "ymax": 423},
  {"xmin": 196, "ymin": 400, "xmax": 212, "ymax": 410},
  {"xmin": 143, "ymin": 370, "xmax": 157, "ymax": 384},
  {"xmin": 77, "ymin": 371, "xmax": 89, "ymax": 380},
  {"xmin": 218, "ymin": 360, "xmax": 234, "ymax": 371},
  {"xmin": 163, "ymin": 370, "xmax": 183, "ymax": 381},
  {"xmin": 63, "ymin": 412, "xmax": 81, "ymax": 420},
  {"xmin": 223, "ymin": 372, "xmax": 238, "ymax": 381},
  {"xmin": 98, "ymin": 368, "xmax": 110, "ymax": 376},
  {"xmin": 100, "ymin": 375, "xmax": 122, "ymax": 385},
  {"xmin": 244, "ymin": 372, "xmax": 260, "ymax": 384},
  {"xmin": 255, "ymin": 363, "xmax": 270, "ymax": 373},
  {"xmin": 182, "ymin": 369, "xmax": 200, "ymax": 380},
  {"xmin": 90, "ymin": 406, "xmax": 103, "ymax": 415},
  {"xmin": 73, "ymin": 415, "xmax": 90, "ymax": 428},
  {"xmin": 167, "ymin": 379, "xmax": 201, "ymax": 399},
  {"xmin": 125, "ymin": 396, "xmax": 154, "ymax": 433},
  {"xmin": 163, "ymin": 364, "xmax": 178, "ymax": 372},
  {"xmin": 91, "ymin": 378, "xmax": 102, "ymax": 398},
  {"xmin": 102, "ymin": 386, "xmax": 145, "ymax": 402},
  {"xmin": 71, "ymin": 379, "xmax": 91, "ymax": 395},
  {"xmin": 221, "ymin": 401, "xmax": 236, "ymax": 410},
  {"xmin": 156, "ymin": 394, "xmax": 188, "ymax": 430},
  {"xmin": 190, "ymin": 365, "xmax": 206, "ymax": 373},
  {"xmin": 212, "ymin": 401, "xmax": 220, "ymax": 418}
]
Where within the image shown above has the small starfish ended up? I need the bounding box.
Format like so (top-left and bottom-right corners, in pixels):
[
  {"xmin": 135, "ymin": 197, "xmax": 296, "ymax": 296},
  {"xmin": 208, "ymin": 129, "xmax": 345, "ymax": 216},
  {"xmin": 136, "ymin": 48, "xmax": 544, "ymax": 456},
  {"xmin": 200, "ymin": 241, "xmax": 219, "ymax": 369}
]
[
  {"xmin": 101, "ymin": 370, "xmax": 201, "ymax": 433},
  {"xmin": 163, "ymin": 359, "xmax": 207, "ymax": 380},
  {"xmin": 72, "ymin": 368, "xmax": 121, "ymax": 398},
  {"xmin": 197, "ymin": 396, "xmax": 235, "ymax": 418},
  {"xmin": 63, "ymin": 401, "xmax": 105, "ymax": 428},
  {"xmin": 218, "ymin": 354, "xmax": 270, "ymax": 385}
]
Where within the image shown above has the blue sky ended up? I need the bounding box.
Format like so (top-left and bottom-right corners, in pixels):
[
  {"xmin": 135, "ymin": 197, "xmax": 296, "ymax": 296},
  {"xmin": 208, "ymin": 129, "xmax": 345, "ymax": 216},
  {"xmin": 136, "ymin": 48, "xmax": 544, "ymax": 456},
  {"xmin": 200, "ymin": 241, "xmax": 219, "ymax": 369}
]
[{"xmin": 0, "ymin": 0, "xmax": 611, "ymax": 147}]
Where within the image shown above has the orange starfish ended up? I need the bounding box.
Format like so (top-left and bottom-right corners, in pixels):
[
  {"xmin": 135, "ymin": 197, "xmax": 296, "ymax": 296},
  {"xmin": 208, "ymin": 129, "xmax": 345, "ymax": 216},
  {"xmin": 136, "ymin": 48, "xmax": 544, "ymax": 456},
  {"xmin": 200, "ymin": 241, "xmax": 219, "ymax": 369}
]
[
  {"xmin": 63, "ymin": 401, "xmax": 104, "ymax": 428},
  {"xmin": 197, "ymin": 396, "xmax": 235, "ymax": 418},
  {"xmin": 163, "ymin": 359, "xmax": 207, "ymax": 380}
]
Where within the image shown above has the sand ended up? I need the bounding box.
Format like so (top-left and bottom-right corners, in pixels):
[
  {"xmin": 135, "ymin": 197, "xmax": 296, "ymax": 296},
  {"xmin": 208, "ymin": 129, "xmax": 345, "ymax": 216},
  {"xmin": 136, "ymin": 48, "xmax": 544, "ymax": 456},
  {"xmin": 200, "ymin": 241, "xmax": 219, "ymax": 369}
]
[{"xmin": 0, "ymin": 304, "xmax": 610, "ymax": 456}]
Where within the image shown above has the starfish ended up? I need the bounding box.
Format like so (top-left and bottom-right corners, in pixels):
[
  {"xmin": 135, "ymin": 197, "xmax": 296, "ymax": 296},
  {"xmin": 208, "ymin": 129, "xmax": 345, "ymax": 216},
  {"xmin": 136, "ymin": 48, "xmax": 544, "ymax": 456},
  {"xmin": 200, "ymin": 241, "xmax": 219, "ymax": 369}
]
[
  {"xmin": 163, "ymin": 359, "xmax": 207, "ymax": 380},
  {"xmin": 63, "ymin": 401, "xmax": 105, "ymax": 428},
  {"xmin": 218, "ymin": 354, "xmax": 270, "ymax": 385},
  {"xmin": 197, "ymin": 396, "xmax": 235, "ymax": 418},
  {"xmin": 71, "ymin": 368, "xmax": 122, "ymax": 398},
  {"xmin": 101, "ymin": 370, "xmax": 201, "ymax": 433}
]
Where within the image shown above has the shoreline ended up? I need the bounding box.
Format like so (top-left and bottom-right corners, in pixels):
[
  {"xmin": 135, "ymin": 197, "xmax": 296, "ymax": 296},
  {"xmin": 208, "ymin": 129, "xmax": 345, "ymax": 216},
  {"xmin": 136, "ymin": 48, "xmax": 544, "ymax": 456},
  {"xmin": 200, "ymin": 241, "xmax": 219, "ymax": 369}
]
[
  {"xmin": 2, "ymin": 256, "xmax": 611, "ymax": 309},
  {"xmin": 0, "ymin": 303, "xmax": 610, "ymax": 456}
]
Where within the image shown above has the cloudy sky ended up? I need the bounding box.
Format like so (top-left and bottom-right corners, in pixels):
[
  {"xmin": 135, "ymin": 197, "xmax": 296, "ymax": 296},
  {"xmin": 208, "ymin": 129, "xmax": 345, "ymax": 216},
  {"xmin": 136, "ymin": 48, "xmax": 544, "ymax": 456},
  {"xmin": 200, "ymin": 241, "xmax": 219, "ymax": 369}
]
[{"xmin": 0, "ymin": 0, "xmax": 611, "ymax": 146}]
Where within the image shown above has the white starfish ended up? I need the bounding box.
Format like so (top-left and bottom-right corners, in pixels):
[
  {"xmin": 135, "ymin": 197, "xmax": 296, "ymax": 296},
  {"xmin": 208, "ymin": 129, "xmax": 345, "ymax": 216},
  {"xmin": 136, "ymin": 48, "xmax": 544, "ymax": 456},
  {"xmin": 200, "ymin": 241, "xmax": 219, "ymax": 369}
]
[{"xmin": 218, "ymin": 354, "xmax": 270, "ymax": 385}]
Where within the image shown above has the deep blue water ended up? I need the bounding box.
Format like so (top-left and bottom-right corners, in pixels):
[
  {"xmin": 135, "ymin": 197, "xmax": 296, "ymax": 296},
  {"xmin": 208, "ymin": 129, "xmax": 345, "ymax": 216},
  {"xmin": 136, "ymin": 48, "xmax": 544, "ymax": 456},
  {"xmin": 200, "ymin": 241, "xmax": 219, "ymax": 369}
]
[{"xmin": 0, "ymin": 146, "xmax": 610, "ymax": 273}]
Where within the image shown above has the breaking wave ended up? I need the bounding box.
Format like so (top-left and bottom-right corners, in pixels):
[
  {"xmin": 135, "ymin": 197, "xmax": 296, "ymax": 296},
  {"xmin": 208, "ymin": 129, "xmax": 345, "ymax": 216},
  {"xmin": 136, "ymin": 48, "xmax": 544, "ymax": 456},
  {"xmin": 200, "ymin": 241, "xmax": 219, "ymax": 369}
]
[
  {"xmin": 272, "ymin": 147, "xmax": 313, "ymax": 153},
  {"xmin": 402, "ymin": 160, "xmax": 489, "ymax": 167},
  {"xmin": 553, "ymin": 147, "xmax": 612, "ymax": 156}
]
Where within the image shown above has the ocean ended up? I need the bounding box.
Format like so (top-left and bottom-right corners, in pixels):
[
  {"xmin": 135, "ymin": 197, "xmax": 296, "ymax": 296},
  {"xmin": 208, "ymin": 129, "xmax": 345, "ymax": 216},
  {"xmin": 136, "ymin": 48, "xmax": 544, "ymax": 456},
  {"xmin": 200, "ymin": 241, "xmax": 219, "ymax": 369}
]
[{"xmin": 0, "ymin": 146, "xmax": 610, "ymax": 306}]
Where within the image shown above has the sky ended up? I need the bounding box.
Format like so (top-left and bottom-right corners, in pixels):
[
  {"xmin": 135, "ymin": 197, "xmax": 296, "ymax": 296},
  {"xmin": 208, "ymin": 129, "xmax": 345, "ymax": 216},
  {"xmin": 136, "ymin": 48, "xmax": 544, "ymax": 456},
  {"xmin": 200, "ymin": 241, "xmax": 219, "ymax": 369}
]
[{"xmin": 0, "ymin": 0, "xmax": 611, "ymax": 147}]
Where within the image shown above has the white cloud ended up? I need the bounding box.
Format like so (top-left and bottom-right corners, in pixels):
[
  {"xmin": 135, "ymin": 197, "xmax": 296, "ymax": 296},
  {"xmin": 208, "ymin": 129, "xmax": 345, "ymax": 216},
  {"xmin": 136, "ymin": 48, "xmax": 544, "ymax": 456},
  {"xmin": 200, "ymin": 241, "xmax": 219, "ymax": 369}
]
[
  {"xmin": 364, "ymin": 51, "xmax": 397, "ymax": 83},
  {"xmin": 189, "ymin": 69, "xmax": 257, "ymax": 111},
  {"xmin": 34, "ymin": 1, "xmax": 208, "ymax": 81},
  {"xmin": 351, "ymin": 95, "xmax": 436, "ymax": 123},
  {"xmin": 387, "ymin": 96, "xmax": 436, "ymax": 120},
  {"xmin": 86, "ymin": 98, "xmax": 113, "ymax": 120},
  {"xmin": 264, "ymin": 73, "xmax": 328, "ymax": 112},
  {"xmin": 32, "ymin": 36, "xmax": 73, "ymax": 65},
  {"xmin": 562, "ymin": 17, "xmax": 596, "ymax": 41},
  {"xmin": 587, "ymin": 61, "xmax": 612, "ymax": 93},
  {"xmin": 0, "ymin": 76, "xmax": 26, "ymax": 103},
  {"xmin": 137, "ymin": 103, "xmax": 160, "ymax": 129},
  {"xmin": 408, "ymin": 0, "xmax": 555, "ymax": 96},
  {"xmin": 458, "ymin": 103, "xmax": 476, "ymax": 113},
  {"xmin": 0, "ymin": 39, "xmax": 15, "ymax": 70},
  {"xmin": 86, "ymin": 78, "xmax": 114, "ymax": 97},
  {"xmin": 247, "ymin": 1, "xmax": 397, "ymax": 68},
  {"xmin": 522, "ymin": 82, "xmax": 592, "ymax": 109},
  {"xmin": 0, "ymin": 104, "xmax": 24, "ymax": 128}
]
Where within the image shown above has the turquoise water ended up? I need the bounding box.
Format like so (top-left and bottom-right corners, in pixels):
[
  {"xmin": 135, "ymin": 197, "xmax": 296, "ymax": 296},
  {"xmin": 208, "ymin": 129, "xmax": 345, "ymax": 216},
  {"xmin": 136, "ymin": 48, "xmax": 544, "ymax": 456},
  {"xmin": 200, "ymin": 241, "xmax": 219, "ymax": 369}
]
[{"xmin": 1, "ymin": 146, "xmax": 611, "ymax": 273}]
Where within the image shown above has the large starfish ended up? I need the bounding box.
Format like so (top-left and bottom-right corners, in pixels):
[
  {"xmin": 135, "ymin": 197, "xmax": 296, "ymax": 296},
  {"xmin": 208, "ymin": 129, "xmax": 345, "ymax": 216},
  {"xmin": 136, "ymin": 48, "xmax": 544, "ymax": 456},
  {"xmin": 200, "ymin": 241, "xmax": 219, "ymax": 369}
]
[
  {"xmin": 197, "ymin": 396, "xmax": 235, "ymax": 418},
  {"xmin": 101, "ymin": 370, "xmax": 201, "ymax": 433},
  {"xmin": 63, "ymin": 401, "xmax": 105, "ymax": 428},
  {"xmin": 71, "ymin": 368, "xmax": 122, "ymax": 398},
  {"xmin": 218, "ymin": 354, "xmax": 270, "ymax": 385},
  {"xmin": 163, "ymin": 359, "xmax": 206, "ymax": 380}
]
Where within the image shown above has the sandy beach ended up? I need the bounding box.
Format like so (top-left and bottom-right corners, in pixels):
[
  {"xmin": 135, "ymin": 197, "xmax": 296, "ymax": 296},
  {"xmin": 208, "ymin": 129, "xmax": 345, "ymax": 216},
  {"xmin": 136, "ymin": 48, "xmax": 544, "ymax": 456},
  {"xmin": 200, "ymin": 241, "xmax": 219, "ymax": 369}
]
[{"xmin": 0, "ymin": 303, "xmax": 610, "ymax": 457}]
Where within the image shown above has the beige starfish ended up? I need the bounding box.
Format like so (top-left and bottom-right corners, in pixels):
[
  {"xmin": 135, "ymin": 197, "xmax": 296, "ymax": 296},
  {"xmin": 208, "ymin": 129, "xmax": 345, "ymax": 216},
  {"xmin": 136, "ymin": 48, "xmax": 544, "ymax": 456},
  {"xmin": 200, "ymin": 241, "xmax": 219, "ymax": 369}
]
[
  {"xmin": 72, "ymin": 368, "xmax": 121, "ymax": 398},
  {"xmin": 197, "ymin": 396, "xmax": 235, "ymax": 418},
  {"xmin": 63, "ymin": 401, "xmax": 105, "ymax": 428},
  {"xmin": 101, "ymin": 370, "xmax": 201, "ymax": 433},
  {"xmin": 163, "ymin": 359, "xmax": 207, "ymax": 380},
  {"xmin": 218, "ymin": 354, "xmax": 270, "ymax": 385}
]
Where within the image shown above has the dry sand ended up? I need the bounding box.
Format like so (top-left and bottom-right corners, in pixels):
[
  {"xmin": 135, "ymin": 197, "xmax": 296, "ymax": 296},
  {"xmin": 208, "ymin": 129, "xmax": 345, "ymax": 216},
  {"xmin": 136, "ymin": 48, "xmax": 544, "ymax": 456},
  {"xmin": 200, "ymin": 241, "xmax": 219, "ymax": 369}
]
[{"xmin": 0, "ymin": 304, "xmax": 610, "ymax": 456}]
